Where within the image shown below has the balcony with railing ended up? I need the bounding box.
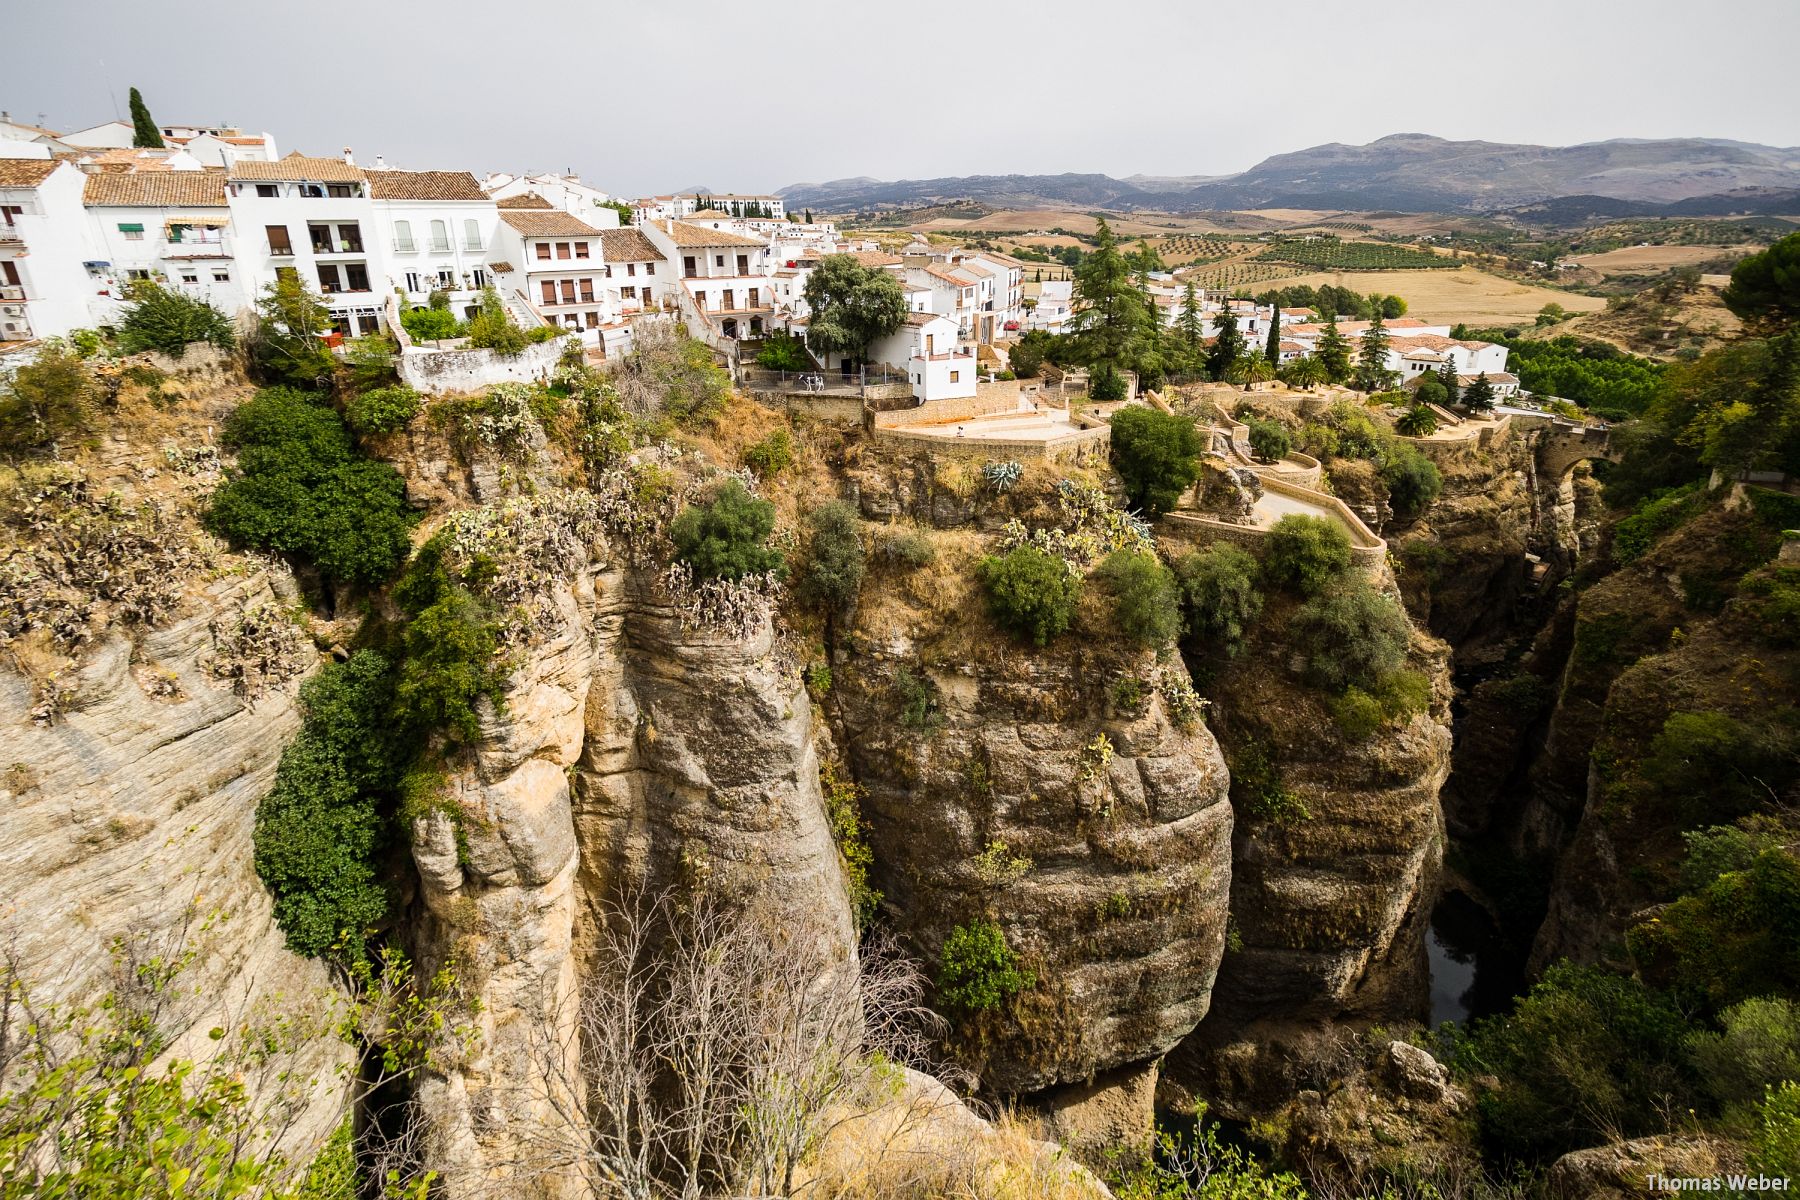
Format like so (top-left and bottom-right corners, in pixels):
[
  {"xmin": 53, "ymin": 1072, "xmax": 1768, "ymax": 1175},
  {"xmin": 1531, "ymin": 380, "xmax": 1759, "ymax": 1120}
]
[
  {"xmin": 0, "ymin": 285, "xmax": 25, "ymax": 301},
  {"xmin": 165, "ymin": 235, "xmax": 233, "ymax": 260},
  {"xmin": 0, "ymin": 225, "xmax": 22, "ymax": 245}
]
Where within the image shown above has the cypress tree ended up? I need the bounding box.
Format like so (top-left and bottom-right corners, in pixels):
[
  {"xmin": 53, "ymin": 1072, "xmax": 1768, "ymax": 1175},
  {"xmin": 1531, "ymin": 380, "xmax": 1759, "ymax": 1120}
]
[
  {"xmin": 1206, "ymin": 300, "xmax": 1245, "ymax": 381},
  {"xmin": 1070, "ymin": 217, "xmax": 1152, "ymax": 387},
  {"xmin": 1316, "ymin": 313, "xmax": 1351, "ymax": 383},
  {"xmin": 1437, "ymin": 359, "xmax": 1459, "ymax": 407},
  {"xmin": 1463, "ymin": 372, "xmax": 1497, "ymax": 412},
  {"xmin": 1265, "ymin": 300, "xmax": 1282, "ymax": 365},
  {"xmin": 1356, "ymin": 311, "xmax": 1395, "ymax": 391},
  {"xmin": 128, "ymin": 87, "xmax": 164, "ymax": 148}
]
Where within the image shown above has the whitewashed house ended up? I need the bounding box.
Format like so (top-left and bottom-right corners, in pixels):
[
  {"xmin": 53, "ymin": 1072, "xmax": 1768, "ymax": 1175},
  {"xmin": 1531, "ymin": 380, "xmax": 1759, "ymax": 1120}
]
[
  {"xmin": 0, "ymin": 157, "xmax": 98, "ymax": 342},
  {"xmin": 368, "ymin": 169, "xmax": 499, "ymax": 319},
  {"xmin": 597, "ymin": 227, "xmax": 666, "ymax": 317},
  {"xmin": 485, "ymin": 172, "xmax": 620, "ymax": 224},
  {"xmin": 226, "ymin": 153, "xmax": 387, "ymax": 336},
  {"xmin": 82, "ymin": 168, "xmax": 248, "ymax": 321},
  {"xmin": 1026, "ymin": 279, "xmax": 1073, "ymax": 332},
  {"xmin": 59, "ymin": 119, "xmax": 135, "ymax": 149},
  {"xmin": 971, "ymin": 250, "xmax": 1027, "ymax": 334},
  {"xmin": 490, "ymin": 208, "xmax": 613, "ymax": 345},
  {"xmin": 641, "ymin": 220, "xmax": 775, "ymax": 347}
]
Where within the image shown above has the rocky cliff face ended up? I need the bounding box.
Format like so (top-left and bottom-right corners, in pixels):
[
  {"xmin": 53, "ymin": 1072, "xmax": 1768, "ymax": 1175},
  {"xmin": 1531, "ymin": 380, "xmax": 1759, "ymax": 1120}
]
[
  {"xmin": 406, "ymin": 540, "xmax": 854, "ymax": 1195},
  {"xmin": 1168, "ymin": 599, "xmax": 1454, "ymax": 1117},
  {"xmin": 827, "ymin": 537, "xmax": 1234, "ymax": 1098}
]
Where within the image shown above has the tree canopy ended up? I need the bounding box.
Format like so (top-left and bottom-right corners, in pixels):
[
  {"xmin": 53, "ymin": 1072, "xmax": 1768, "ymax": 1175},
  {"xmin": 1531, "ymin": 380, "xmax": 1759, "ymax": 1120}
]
[
  {"xmin": 801, "ymin": 254, "xmax": 907, "ymax": 364},
  {"xmin": 1070, "ymin": 218, "xmax": 1153, "ymax": 380},
  {"xmin": 1109, "ymin": 405, "xmax": 1202, "ymax": 516},
  {"xmin": 1723, "ymin": 231, "xmax": 1800, "ymax": 331},
  {"xmin": 128, "ymin": 86, "xmax": 163, "ymax": 148}
]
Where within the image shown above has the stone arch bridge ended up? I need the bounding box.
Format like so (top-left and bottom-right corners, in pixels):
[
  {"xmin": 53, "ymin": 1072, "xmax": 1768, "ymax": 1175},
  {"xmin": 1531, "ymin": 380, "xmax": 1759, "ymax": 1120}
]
[{"xmin": 1535, "ymin": 419, "xmax": 1622, "ymax": 478}]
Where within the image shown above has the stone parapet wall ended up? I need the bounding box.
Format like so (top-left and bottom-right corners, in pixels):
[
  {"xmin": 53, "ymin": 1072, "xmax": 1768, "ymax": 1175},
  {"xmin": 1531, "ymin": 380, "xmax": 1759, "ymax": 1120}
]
[{"xmin": 867, "ymin": 421, "xmax": 1111, "ymax": 466}]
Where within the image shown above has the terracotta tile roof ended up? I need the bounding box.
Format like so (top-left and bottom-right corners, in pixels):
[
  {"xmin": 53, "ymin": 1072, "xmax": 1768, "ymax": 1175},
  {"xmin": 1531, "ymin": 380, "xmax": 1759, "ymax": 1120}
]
[
  {"xmin": 487, "ymin": 261, "xmax": 515, "ymax": 274},
  {"xmin": 904, "ymin": 310, "xmax": 952, "ymax": 326},
  {"xmin": 496, "ymin": 193, "xmax": 554, "ymax": 209},
  {"xmin": 952, "ymin": 261, "xmax": 993, "ymax": 279},
  {"xmin": 218, "ymin": 136, "xmax": 266, "ymax": 145},
  {"xmin": 923, "ymin": 265, "xmax": 973, "ymax": 288},
  {"xmin": 0, "ymin": 158, "xmax": 61, "ymax": 188},
  {"xmin": 666, "ymin": 221, "xmax": 764, "ymax": 248},
  {"xmin": 83, "ymin": 169, "xmax": 228, "ymax": 207},
  {"xmin": 228, "ymin": 154, "xmax": 366, "ymax": 182},
  {"xmin": 499, "ymin": 210, "xmax": 599, "ymax": 236},
  {"xmin": 599, "ymin": 228, "xmax": 663, "ymax": 263},
  {"xmin": 974, "ymin": 250, "xmax": 1028, "ymax": 268},
  {"xmin": 77, "ymin": 147, "xmax": 182, "ymax": 171},
  {"xmin": 367, "ymin": 169, "xmax": 486, "ymax": 201},
  {"xmin": 2, "ymin": 118, "xmax": 61, "ymax": 137},
  {"xmin": 1391, "ymin": 333, "xmax": 1495, "ymax": 352},
  {"xmin": 848, "ymin": 250, "xmax": 902, "ymax": 268}
]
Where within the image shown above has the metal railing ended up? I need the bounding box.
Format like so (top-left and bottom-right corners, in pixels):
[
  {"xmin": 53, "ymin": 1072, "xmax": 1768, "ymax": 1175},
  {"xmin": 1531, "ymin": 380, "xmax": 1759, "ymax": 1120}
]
[
  {"xmin": 0, "ymin": 285, "xmax": 24, "ymax": 301},
  {"xmin": 739, "ymin": 364, "xmax": 906, "ymax": 398}
]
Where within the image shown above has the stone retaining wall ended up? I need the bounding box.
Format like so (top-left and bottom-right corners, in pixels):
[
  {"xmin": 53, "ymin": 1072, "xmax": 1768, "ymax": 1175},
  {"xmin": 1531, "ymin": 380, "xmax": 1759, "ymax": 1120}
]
[
  {"xmin": 1159, "ymin": 474, "xmax": 1387, "ymax": 575},
  {"xmin": 867, "ymin": 420, "xmax": 1111, "ymax": 466}
]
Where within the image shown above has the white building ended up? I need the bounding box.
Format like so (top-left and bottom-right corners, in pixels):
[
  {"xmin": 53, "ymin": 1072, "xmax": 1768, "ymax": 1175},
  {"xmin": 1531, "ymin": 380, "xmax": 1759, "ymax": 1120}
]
[
  {"xmin": 597, "ymin": 227, "xmax": 667, "ymax": 317},
  {"xmin": 1026, "ymin": 279, "xmax": 1073, "ymax": 332},
  {"xmin": 82, "ymin": 168, "xmax": 248, "ymax": 322},
  {"xmin": 490, "ymin": 208, "xmax": 614, "ymax": 345},
  {"xmin": 367, "ymin": 169, "xmax": 498, "ymax": 318},
  {"xmin": 226, "ymin": 153, "xmax": 386, "ymax": 336},
  {"xmin": 0, "ymin": 157, "xmax": 97, "ymax": 342},
  {"xmin": 485, "ymin": 172, "xmax": 619, "ymax": 224},
  {"xmin": 970, "ymin": 250, "xmax": 1026, "ymax": 335},
  {"xmin": 641, "ymin": 220, "xmax": 775, "ymax": 347},
  {"xmin": 896, "ymin": 312, "xmax": 975, "ymax": 401},
  {"xmin": 695, "ymin": 193, "xmax": 785, "ymax": 219},
  {"xmin": 59, "ymin": 119, "xmax": 135, "ymax": 149}
]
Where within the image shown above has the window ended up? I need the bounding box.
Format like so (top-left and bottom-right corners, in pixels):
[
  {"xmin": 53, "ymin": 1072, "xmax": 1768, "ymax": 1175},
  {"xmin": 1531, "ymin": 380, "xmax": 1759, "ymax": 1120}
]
[
  {"xmin": 344, "ymin": 263, "xmax": 369, "ymax": 291},
  {"xmin": 317, "ymin": 264, "xmax": 343, "ymax": 293},
  {"xmin": 555, "ymin": 242, "xmax": 571, "ymax": 260},
  {"xmin": 470, "ymin": 268, "xmax": 487, "ymax": 289},
  {"xmin": 604, "ymin": 265, "xmax": 613, "ymax": 278},
  {"xmin": 436, "ymin": 269, "xmax": 456, "ymax": 290},
  {"xmin": 714, "ymin": 255, "xmax": 724, "ymax": 268},
  {"xmin": 541, "ymin": 280, "xmax": 557, "ymax": 304},
  {"xmin": 393, "ymin": 219, "xmax": 415, "ymax": 252},
  {"xmin": 301, "ymin": 184, "xmax": 325, "ymax": 199},
  {"xmin": 179, "ymin": 271, "xmax": 198, "ymax": 284},
  {"xmin": 683, "ymin": 256, "xmax": 696, "ymax": 278},
  {"xmin": 585, "ymin": 312, "xmax": 599, "ymax": 329},
  {"xmin": 747, "ymin": 287, "xmax": 759, "ymax": 308},
  {"xmin": 428, "ymin": 220, "xmax": 449, "ymax": 253},
  {"xmin": 621, "ymin": 286, "xmax": 637, "ymax": 300},
  {"xmin": 574, "ymin": 242, "xmax": 589, "ymax": 259},
  {"xmin": 326, "ymin": 183, "xmax": 355, "ymax": 198},
  {"xmin": 168, "ymin": 223, "xmax": 190, "ymax": 244},
  {"xmin": 310, "ymin": 225, "xmax": 333, "ymax": 253},
  {"xmin": 950, "ymin": 370, "xmax": 961, "ymax": 383},
  {"xmin": 255, "ymin": 184, "xmax": 279, "ymax": 198},
  {"xmin": 579, "ymin": 280, "xmax": 595, "ymax": 303},
  {"xmin": 464, "ymin": 219, "xmax": 482, "ymax": 251},
  {"xmin": 357, "ymin": 311, "xmax": 380, "ymax": 335},
  {"xmin": 1, "ymin": 205, "xmax": 21, "ymax": 227},
  {"xmin": 626, "ymin": 263, "xmax": 636, "ymax": 277},
  {"xmin": 535, "ymin": 241, "xmax": 552, "ymax": 261},
  {"xmin": 644, "ymin": 263, "xmax": 654, "ymax": 276},
  {"xmin": 339, "ymin": 224, "xmax": 363, "ymax": 252},
  {"xmin": 126, "ymin": 268, "xmax": 152, "ymax": 281},
  {"xmin": 722, "ymin": 289, "xmax": 734, "ymax": 310},
  {"xmin": 266, "ymin": 225, "xmax": 293, "ymax": 255},
  {"xmin": 119, "ymin": 222, "xmax": 145, "ymax": 241},
  {"xmin": 212, "ymin": 270, "xmax": 230, "ymax": 283},
  {"xmin": 405, "ymin": 272, "xmax": 424, "ymax": 293},
  {"xmin": 560, "ymin": 280, "xmax": 576, "ymax": 304}
]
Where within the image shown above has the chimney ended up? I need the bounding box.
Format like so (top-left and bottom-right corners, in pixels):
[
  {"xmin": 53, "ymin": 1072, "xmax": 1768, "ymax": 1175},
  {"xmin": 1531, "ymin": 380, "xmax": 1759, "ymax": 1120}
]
[
  {"xmin": 342, "ymin": 146, "xmax": 355, "ymax": 166},
  {"xmin": 374, "ymin": 154, "xmax": 387, "ymax": 170},
  {"xmin": 665, "ymin": 218, "xmax": 673, "ymax": 234}
]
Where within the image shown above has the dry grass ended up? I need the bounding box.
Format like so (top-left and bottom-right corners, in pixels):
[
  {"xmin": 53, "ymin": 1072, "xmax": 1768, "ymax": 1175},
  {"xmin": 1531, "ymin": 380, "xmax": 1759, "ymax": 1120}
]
[
  {"xmin": 1247, "ymin": 265, "xmax": 1607, "ymax": 325},
  {"xmin": 1569, "ymin": 243, "xmax": 1760, "ymax": 275}
]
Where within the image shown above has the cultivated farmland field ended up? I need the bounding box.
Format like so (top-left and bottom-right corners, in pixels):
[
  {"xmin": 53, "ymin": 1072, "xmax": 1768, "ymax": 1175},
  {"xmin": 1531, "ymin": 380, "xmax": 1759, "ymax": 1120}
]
[
  {"xmin": 1254, "ymin": 266, "xmax": 1608, "ymax": 326},
  {"xmin": 1570, "ymin": 243, "xmax": 1760, "ymax": 276},
  {"xmin": 1254, "ymin": 238, "xmax": 1455, "ymax": 270}
]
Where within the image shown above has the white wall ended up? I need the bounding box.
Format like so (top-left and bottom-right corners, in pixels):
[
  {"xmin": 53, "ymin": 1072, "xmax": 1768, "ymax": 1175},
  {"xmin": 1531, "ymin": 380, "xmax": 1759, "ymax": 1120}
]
[
  {"xmin": 377, "ymin": 198, "xmax": 500, "ymax": 313},
  {"xmin": 0, "ymin": 164, "xmax": 99, "ymax": 340},
  {"xmin": 86, "ymin": 205, "xmax": 250, "ymax": 320},
  {"xmin": 227, "ymin": 179, "xmax": 386, "ymax": 334}
]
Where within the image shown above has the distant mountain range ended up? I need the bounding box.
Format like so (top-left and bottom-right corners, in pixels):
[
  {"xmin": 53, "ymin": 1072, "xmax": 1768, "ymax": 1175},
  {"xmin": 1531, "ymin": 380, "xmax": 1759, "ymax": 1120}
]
[{"xmin": 778, "ymin": 134, "xmax": 1800, "ymax": 216}]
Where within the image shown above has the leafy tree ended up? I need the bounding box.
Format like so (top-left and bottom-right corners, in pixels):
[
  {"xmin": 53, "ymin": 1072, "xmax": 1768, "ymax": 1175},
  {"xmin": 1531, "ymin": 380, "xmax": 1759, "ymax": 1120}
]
[
  {"xmin": 1380, "ymin": 293, "xmax": 1407, "ymax": 319},
  {"xmin": 1175, "ymin": 543, "xmax": 1263, "ymax": 653},
  {"xmin": 1262, "ymin": 514, "xmax": 1353, "ymax": 597},
  {"xmin": 392, "ymin": 550, "xmax": 505, "ymax": 747},
  {"xmin": 1413, "ymin": 376, "xmax": 1449, "ymax": 410},
  {"xmin": 1462, "ymin": 371, "xmax": 1497, "ymax": 413},
  {"xmin": 1109, "ymin": 405, "xmax": 1201, "ymax": 515},
  {"xmin": 1244, "ymin": 416, "xmax": 1291, "ymax": 463},
  {"xmin": 1176, "ymin": 282, "xmax": 1205, "ymax": 358},
  {"xmin": 1685, "ymin": 997, "xmax": 1800, "ymax": 1115},
  {"xmin": 936, "ymin": 920, "xmax": 1034, "ymax": 1013},
  {"xmin": 0, "ymin": 340, "xmax": 99, "ymax": 452},
  {"xmin": 399, "ymin": 304, "xmax": 463, "ymax": 342},
  {"xmin": 1071, "ymin": 218, "xmax": 1153, "ymax": 382},
  {"xmin": 1437, "ymin": 358, "xmax": 1459, "ymax": 406},
  {"xmin": 801, "ymin": 254, "xmax": 907, "ymax": 365},
  {"xmin": 1355, "ymin": 311, "xmax": 1396, "ymax": 391},
  {"xmin": 206, "ymin": 387, "xmax": 415, "ymax": 586},
  {"xmin": 797, "ymin": 500, "xmax": 864, "ymax": 613},
  {"xmin": 1280, "ymin": 354, "xmax": 1327, "ymax": 389},
  {"xmin": 344, "ymin": 385, "xmax": 421, "ymax": 436},
  {"xmin": 670, "ymin": 479, "xmax": 783, "ymax": 581},
  {"xmin": 247, "ymin": 274, "xmax": 334, "ymax": 390},
  {"xmin": 1094, "ymin": 548, "xmax": 1180, "ymax": 646},
  {"xmin": 342, "ymin": 332, "xmax": 398, "ymax": 391},
  {"xmin": 465, "ymin": 287, "xmax": 536, "ymax": 356},
  {"xmin": 978, "ymin": 545, "xmax": 1080, "ymax": 646},
  {"xmin": 1007, "ymin": 329, "xmax": 1052, "ymax": 378},
  {"xmin": 1629, "ymin": 846, "xmax": 1800, "ymax": 1009},
  {"xmin": 1290, "ymin": 579, "xmax": 1411, "ymax": 691},
  {"xmin": 116, "ymin": 282, "xmax": 236, "ymax": 357},
  {"xmin": 1315, "ymin": 313, "xmax": 1352, "ymax": 384},
  {"xmin": 1206, "ymin": 302, "xmax": 1246, "ymax": 381},
  {"xmin": 1264, "ymin": 300, "xmax": 1282, "ymax": 365},
  {"xmin": 1395, "ymin": 404, "xmax": 1438, "ymax": 437},
  {"xmin": 1381, "ymin": 443, "xmax": 1443, "ymax": 516},
  {"xmin": 127, "ymin": 86, "xmax": 163, "ymax": 148},
  {"xmin": 1722, "ymin": 231, "xmax": 1800, "ymax": 331},
  {"xmin": 754, "ymin": 329, "xmax": 810, "ymax": 371}
]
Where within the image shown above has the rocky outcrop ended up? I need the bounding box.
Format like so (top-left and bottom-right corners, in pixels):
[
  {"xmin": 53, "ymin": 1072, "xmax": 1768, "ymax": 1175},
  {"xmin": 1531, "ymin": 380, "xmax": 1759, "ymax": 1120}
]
[
  {"xmin": 408, "ymin": 555, "xmax": 855, "ymax": 1195},
  {"xmin": 829, "ymin": 559, "xmax": 1234, "ymax": 1096},
  {"xmin": 1547, "ymin": 1134, "xmax": 1742, "ymax": 1200},
  {"xmin": 1169, "ymin": 602, "xmax": 1453, "ymax": 1117},
  {"xmin": 0, "ymin": 568, "xmax": 350, "ymax": 1165}
]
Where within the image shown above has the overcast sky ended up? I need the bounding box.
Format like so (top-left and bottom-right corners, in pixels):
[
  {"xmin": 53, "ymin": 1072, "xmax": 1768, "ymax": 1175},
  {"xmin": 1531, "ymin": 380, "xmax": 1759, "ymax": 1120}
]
[{"xmin": 7, "ymin": 0, "xmax": 1797, "ymax": 196}]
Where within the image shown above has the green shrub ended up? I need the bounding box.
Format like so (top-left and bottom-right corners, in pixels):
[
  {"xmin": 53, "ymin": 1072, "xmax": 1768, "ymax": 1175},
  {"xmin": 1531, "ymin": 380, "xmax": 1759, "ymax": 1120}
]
[
  {"xmin": 464, "ymin": 287, "xmax": 557, "ymax": 355},
  {"xmin": 1395, "ymin": 404, "xmax": 1438, "ymax": 437},
  {"xmin": 741, "ymin": 427, "xmax": 794, "ymax": 478},
  {"xmin": 1637, "ymin": 710, "xmax": 1800, "ymax": 822},
  {"xmin": 0, "ymin": 341, "xmax": 99, "ymax": 451},
  {"xmin": 669, "ymin": 479, "xmax": 783, "ymax": 582},
  {"xmin": 1174, "ymin": 543, "xmax": 1263, "ymax": 653},
  {"xmin": 253, "ymin": 651, "xmax": 401, "ymax": 959},
  {"xmin": 754, "ymin": 330, "xmax": 810, "ymax": 371},
  {"xmin": 821, "ymin": 762, "xmax": 881, "ymax": 929},
  {"xmin": 392, "ymin": 554, "xmax": 505, "ymax": 746},
  {"xmin": 206, "ymin": 388, "xmax": 416, "ymax": 585},
  {"xmin": 797, "ymin": 500, "xmax": 864, "ymax": 612},
  {"xmin": 399, "ymin": 304, "xmax": 463, "ymax": 342},
  {"xmin": 344, "ymin": 385, "xmax": 422, "ymax": 436},
  {"xmin": 1478, "ymin": 672, "xmax": 1554, "ymax": 717},
  {"xmin": 1613, "ymin": 484, "xmax": 1702, "ymax": 563},
  {"xmin": 936, "ymin": 919, "xmax": 1034, "ymax": 1013},
  {"xmin": 1327, "ymin": 669, "xmax": 1431, "ymax": 739},
  {"xmin": 247, "ymin": 274, "xmax": 335, "ymax": 391},
  {"xmin": 1326, "ymin": 687, "xmax": 1385, "ymax": 739},
  {"xmin": 1244, "ymin": 416, "xmax": 1292, "ymax": 463},
  {"xmin": 1381, "ymin": 443, "xmax": 1442, "ymax": 517},
  {"xmin": 1094, "ymin": 548, "xmax": 1180, "ymax": 646},
  {"xmin": 1685, "ymin": 997, "xmax": 1800, "ymax": 1115},
  {"xmin": 1229, "ymin": 738, "xmax": 1309, "ymax": 824},
  {"xmin": 893, "ymin": 666, "xmax": 940, "ymax": 730},
  {"xmin": 1089, "ymin": 362, "xmax": 1127, "ymax": 402},
  {"xmin": 342, "ymin": 333, "xmax": 398, "ymax": 391},
  {"xmin": 881, "ymin": 529, "xmax": 936, "ymax": 568},
  {"xmin": 978, "ymin": 545, "xmax": 1081, "ymax": 646},
  {"xmin": 1291, "ymin": 580, "xmax": 1411, "ymax": 692},
  {"xmin": 616, "ymin": 327, "xmax": 731, "ymax": 427},
  {"xmin": 116, "ymin": 281, "xmax": 235, "ymax": 357},
  {"xmin": 1108, "ymin": 405, "xmax": 1202, "ymax": 516},
  {"xmin": 1738, "ymin": 566, "xmax": 1800, "ymax": 645},
  {"xmin": 1680, "ymin": 825, "xmax": 1781, "ymax": 893},
  {"xmin": 1454, "ymin": 962, "xmax": 1694, "ymax": 1160},
  {"xmin": 1753, "ymin": 1081, "xmax": 1800, "ymax": 1183},
  {"xmin": 1628, "ymin": 848, "xmax": 1800, "ymax": 1009},
  {"xmin": 1262, "ymin": 514, "xmax": 1353, "ymax": 596}
]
